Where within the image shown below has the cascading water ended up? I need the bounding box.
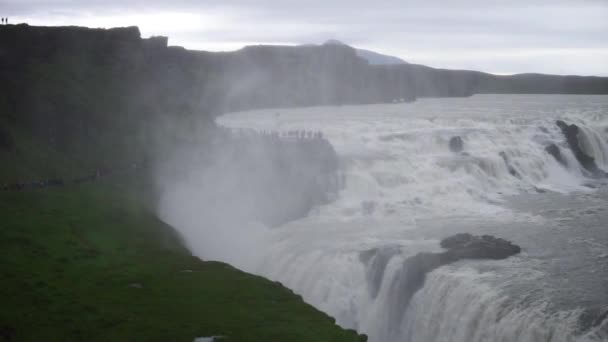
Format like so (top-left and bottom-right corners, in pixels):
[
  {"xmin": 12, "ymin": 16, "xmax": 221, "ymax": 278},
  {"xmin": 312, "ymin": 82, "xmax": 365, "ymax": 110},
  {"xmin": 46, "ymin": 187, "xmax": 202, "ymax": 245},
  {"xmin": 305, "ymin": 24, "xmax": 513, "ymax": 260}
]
[{"xmin": 186, "ymin": 95, "xmax": 608, "ymax": 341}]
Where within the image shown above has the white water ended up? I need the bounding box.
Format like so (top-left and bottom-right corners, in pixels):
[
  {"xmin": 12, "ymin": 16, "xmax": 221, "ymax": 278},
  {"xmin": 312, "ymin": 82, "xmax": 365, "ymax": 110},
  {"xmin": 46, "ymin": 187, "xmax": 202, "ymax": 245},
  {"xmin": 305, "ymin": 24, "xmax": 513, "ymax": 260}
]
[{"xmin": 170, "ymin": 95, "xmax": 608, "ymax": 341}]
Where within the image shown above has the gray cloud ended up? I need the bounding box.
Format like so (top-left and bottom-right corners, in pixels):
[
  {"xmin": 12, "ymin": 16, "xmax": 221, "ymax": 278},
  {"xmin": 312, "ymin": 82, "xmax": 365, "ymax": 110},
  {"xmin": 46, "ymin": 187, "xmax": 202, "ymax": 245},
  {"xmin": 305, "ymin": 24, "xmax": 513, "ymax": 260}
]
[{"xmin": 3, "ymin": 0, "xmax": 607, "ymax": 75}]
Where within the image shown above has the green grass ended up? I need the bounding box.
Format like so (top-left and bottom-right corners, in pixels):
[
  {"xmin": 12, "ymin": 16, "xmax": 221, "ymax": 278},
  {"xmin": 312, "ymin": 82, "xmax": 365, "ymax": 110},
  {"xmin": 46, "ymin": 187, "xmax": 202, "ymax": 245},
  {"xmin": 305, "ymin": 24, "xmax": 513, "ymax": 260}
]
[
  {"xmin": 0, "ymin": 120, "xmax": 86, "ymax": 182},
  {"xmin": 0, "ymin": 182, "xmax": 365, "ymax": 341}
]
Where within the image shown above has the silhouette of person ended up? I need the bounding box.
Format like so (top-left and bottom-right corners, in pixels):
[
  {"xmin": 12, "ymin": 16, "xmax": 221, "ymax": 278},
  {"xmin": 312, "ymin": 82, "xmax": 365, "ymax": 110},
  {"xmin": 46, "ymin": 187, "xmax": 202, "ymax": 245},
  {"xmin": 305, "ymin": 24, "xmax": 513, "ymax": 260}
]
[{"xmin": 1, "ymin": 18, "xmax": 4, "ymax": 25}]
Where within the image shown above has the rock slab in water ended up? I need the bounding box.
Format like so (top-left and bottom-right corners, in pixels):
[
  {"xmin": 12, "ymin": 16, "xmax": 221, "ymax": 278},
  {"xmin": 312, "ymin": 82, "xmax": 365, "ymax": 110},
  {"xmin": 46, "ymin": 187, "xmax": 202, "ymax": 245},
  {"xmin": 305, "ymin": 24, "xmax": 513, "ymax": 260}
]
[
  {"xmin": 555, "ymin": 120, "xmax": 606, "ymax": 178},
  {"xmin": 440, "ymin": 233, "xmax": 521, "ymax": 260},
  {"xmin": 360, "ymin": 233, "xmax": 521, "ymax": 320},
  {"xmin": 449, "ymin": 136, "xmax": 464, "ymax": 153},
  {"xmin": 545, "ymin": 143, "xmax": 566, "ymax": 166},
  {"xmin": 499, "ymin": 151, "xmax": 521, "ymax": 178}
]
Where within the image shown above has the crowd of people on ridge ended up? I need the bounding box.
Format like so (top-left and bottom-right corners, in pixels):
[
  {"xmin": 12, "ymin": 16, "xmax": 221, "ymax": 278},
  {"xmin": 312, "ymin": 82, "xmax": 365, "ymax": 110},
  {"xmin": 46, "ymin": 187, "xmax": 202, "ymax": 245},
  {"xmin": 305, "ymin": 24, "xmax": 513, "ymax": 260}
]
[{"xmin": 227, "ymin": 127, "xmax": 325, "ymax": 140}]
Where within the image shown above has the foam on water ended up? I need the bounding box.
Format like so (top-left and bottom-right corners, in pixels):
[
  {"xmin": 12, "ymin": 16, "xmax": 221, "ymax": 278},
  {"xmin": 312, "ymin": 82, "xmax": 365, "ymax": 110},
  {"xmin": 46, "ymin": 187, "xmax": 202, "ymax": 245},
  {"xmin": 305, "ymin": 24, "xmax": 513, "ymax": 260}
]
[
  {"xmin": 220, "ymin": 95, "xmax": 607, "ymax": 221},
  {"xmin": 212, "ymin": 95, "xmax": 608, "ymax": 341}
]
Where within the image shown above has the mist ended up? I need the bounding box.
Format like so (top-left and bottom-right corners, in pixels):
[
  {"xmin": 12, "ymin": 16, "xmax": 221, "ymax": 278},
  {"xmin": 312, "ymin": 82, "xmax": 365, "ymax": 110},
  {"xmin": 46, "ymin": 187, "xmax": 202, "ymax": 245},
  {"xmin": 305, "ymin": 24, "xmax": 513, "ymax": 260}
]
[{"xmin": 153, "ymin": 118, "xmax": 340, "ymax": 271}]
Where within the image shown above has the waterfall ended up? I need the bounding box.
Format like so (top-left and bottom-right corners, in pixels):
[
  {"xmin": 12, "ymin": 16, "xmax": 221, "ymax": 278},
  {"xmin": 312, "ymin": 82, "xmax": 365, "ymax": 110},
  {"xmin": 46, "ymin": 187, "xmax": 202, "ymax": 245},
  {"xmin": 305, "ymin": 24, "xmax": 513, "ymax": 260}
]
[{"xmin": 203, "ymin": 95, "xmax": 608, "ymax": 341}]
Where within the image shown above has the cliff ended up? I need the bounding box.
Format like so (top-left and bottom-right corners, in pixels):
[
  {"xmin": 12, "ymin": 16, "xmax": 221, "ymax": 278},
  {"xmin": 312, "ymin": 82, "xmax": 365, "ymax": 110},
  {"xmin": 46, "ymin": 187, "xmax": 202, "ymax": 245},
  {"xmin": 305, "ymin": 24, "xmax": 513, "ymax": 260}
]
[
  {"xmin": 0, "ymin": 25, "xmax": 367, "ymax": 341},
  {"xmin": 2, "ymin": 24, "xmax": 607, "ymax": 209},
  {"xmin": 2, "ymin": 23, "xmax": 607, "ymax": 218},
  {"xmin": 0, "ymin": 24, "xmax": 347, "ymax": 225},
  {"xmin": 2, "ymin": 24, "xmax": 607, "ymax": 135}
]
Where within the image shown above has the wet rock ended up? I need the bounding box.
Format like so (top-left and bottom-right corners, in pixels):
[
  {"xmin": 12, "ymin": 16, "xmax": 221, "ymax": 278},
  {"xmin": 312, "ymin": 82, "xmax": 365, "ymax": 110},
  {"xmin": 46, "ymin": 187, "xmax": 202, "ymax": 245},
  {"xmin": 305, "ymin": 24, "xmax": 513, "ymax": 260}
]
[
  {"xmin": 578, "ymin": 306, "xmax": 608, "ymax": 335},
  {"xmin": 386, "ymin": 252, "xmax": 445, "ymax": 320},
  {"xmin": 449, "ymin": 136, "xmax": 464, "ymax": 153},
  {"xmin": 361, "ymin": 234, "xmax": 521, "ymax": 320},
  {"xmin": 440, "ymin": 233, "xmax": 521, "ymax": 260},
  {"xmin": 555, "ymin": 120, "xmax": 606, "ymax": 177},
  {"xmin": 360, "ymin": 245, "xmax": 401, "ymax": 298},
  {"xmin": 592, "ymin": 309, "xmax": 608, "ymax": 329},
  {"xmin": 545, "ymin": 143, "xmax": 566, "ymax": 166},
  {"xmin": 499, "ymin": 151, "xmax": 520, "ymax": 178}
]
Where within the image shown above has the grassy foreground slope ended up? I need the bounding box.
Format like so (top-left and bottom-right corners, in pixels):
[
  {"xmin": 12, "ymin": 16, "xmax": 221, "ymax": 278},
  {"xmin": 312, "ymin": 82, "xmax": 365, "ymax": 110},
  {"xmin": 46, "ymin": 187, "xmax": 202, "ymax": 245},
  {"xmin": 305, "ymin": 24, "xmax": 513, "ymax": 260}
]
[
  {"xmin": 0, "ymin": 128, "xmax": 364, "ymax": 341},
  {"xmin": 0, "ymin": 182, "xmax": 365, "ymax": 341}
]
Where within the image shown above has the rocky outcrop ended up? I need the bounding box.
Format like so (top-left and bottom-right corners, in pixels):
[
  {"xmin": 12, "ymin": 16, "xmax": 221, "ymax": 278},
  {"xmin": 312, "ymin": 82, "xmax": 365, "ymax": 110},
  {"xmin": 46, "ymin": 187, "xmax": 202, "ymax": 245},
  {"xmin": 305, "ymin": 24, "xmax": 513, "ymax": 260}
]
[
  {"xmin": 439, "ymin": 233, "xmax": 521, "ymax": 260},
  {"xmin": 449, "ymin": 136, "xmax": 464, "ymax": 153},
  {"xmin": 403, "ymin": 234, "xmax": 520, "ymax": 302},
  {"xmin": 545, "ymin": 143, "xmax": 567, "ymax": 166},
  {"xmin": 360, "ymin": 234, "xmax": 521, "ymax": 318},
  {"xmin": 556, "ymin": 120, "xmax": 606, "ymax": 177},
  {"xmin": 359, "ymin": 245, "xmax": 401, "ymax": 298},
  {"xmin": 1, "ymin": 24, "xmax": 347, "ymax": 226},
  {"xmin": 499, "ymin": 151, "xmax": 520, "ymax": 178},
  {"xmin": 1, "ymin": 25, "xmax": 607, "ymax": 137}
]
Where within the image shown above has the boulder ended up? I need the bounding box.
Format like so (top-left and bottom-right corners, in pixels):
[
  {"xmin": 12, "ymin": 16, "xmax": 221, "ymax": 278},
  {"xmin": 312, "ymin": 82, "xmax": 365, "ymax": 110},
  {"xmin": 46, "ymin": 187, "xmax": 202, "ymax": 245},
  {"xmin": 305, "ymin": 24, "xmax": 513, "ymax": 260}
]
[
  {"xmin": 545, "ymin": 143, "xmax": 566, "ymax": 166},
  {"xmin": 499, "ymin": 151, "xmax": 520, "ymax": 178},
  {"xmin": 360, "ymin": 233, "xmax": 521, "ymax": 317},
  {"xmin": 449, "ymin": 136, "xmax": 464, "ymax": 153},
  {"xmin": 555, "ymin": 120, "xmax": 605, "ymax": 177},
  {"xmin": 440, "ymin": 233, "xmax": 521, "ymax": 260},
  {"xmin": 360, "ymin": 245, "xmax": 401, "ymax": 298}
]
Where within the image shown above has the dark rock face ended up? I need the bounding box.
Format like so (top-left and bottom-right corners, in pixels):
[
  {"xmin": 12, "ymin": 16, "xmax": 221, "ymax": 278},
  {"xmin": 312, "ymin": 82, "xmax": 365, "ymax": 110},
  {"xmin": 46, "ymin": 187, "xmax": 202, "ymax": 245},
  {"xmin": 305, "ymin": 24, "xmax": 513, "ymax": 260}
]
[
  {"xmin": 360, "ymin": 234, "xmax": 521, "ymax": 323},
  {"xmin": 449, "ymin": 136, "xmax": 464, "ymax": 153},
  {"xmin": 360, "ymin": 245, "xmax": 401, "ymax": 299},
  {"xmin": 440, "ymin": 233, "xmax": 521, "ymax": 260},
  {"xmin": 545, "ymin": 143, "xmax": 566, "ymax": 166},
  {"xmin": 499, "ymin": 151, "xmax": 520, "ymax": 178},
  {"xmin": 555, "ymin": 120, "xmax": 606, "ymax": 177}
]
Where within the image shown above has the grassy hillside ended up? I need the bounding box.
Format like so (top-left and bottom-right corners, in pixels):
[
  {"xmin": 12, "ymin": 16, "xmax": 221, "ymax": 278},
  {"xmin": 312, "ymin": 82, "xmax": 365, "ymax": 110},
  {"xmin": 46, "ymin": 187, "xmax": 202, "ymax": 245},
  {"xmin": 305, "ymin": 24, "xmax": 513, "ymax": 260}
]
[
  {"xmin": 0, "ymin": 125, "xmax": 365, "ymax": 341},
  {"xmin": 0, "ymin": 182, "xmax": 364, "ymax": 342}
]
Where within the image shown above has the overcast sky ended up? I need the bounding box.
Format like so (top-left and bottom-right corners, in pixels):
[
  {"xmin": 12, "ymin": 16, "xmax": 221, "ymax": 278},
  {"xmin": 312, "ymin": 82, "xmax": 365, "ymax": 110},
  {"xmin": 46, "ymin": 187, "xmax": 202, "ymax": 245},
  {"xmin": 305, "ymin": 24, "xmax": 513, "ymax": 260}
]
[{"xmin": 3, "ymin": 0, "xmax": 608, "ymax": 75}]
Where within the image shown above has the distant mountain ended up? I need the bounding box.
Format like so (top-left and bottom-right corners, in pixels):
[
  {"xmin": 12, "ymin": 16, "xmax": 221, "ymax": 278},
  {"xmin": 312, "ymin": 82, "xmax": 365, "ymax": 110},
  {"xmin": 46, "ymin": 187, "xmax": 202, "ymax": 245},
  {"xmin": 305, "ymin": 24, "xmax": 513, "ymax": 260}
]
[{"xmin": 323, "ymin": 39, "xmax": 407, "ymax": 65}]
